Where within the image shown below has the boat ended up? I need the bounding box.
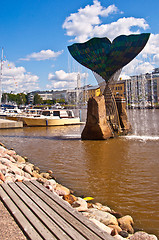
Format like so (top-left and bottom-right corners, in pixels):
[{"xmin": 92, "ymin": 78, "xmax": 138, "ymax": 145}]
[
  {"xmin": 0, "ymin": 107, "xmax": 22, "ymax": 119},
  {"xmin": 22, "ymin": 109, "xmax": 84, "ymax": 126}
]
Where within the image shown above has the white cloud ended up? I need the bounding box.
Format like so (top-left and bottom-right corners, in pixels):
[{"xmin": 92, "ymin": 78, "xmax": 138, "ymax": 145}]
[
  {"xmin": 19, "ymin": 49, "xmax": 63, "ymax": 61},
  {"xmin": 92, "ymin": 17, "xmax": 148, "ymax": 40},
  {"xmin": 63, "ymin": 0, "xmax": 148, "ymax": 42},
  {"xmin": 121, "ymin": 58, "xmax": 154, "ymax": 77},
  {"xmin": 2, "ymin": 60, "xmax": 39, "ymax": 92},
  {"xmin": 63, "ymin": 0, "xmax": 159, "ymax": 79},
  {"xmin": 63, "ymin": 0, "xmax": 119, "ymax": 42},
  {"xmin": 47, "ymin": 70, "xmax": 88, "ymax": 90}
]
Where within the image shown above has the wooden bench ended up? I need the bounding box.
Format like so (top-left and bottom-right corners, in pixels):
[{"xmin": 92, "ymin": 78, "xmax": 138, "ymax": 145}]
[{"xmin": 0, "ymin": 180, "xmax": 114, "ymax": 240}]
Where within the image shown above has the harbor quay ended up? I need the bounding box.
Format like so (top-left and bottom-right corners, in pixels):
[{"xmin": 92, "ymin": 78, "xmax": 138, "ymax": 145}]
[
  {"xmin": 0, "ymin": 142, "xmax": 158, "ymax": 240},
  {"xmin": 0, "ymin": 118, "xmax": 23, "ymax": 129}
]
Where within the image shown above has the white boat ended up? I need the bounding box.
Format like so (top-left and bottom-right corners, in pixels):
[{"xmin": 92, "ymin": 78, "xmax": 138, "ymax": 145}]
[
  {"xmin": 0, "ymin": 108, "xmax": 22, "ymax": 118},
  {"xmin": 22, "ymin": 109, "xmax": 84, "ymax": 126}
]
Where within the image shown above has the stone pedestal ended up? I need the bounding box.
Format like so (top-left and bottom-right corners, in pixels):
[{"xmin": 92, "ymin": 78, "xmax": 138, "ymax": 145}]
[
  {"xmin": 115, "ymin": 97, "xmax": 132, "ymax": 134},
  {"xmin": 81, "ymin": 96, "xmax": 114, "ymax": 140}
]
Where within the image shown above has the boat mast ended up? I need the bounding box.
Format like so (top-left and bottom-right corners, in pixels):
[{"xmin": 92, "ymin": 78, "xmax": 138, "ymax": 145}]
[{"xmin": 0, "ymin": 47, "xmax": 3, "ymax": 107}]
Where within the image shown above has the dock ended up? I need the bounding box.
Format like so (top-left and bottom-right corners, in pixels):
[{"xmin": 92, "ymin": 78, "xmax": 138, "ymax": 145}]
[
  {"xmin": 0, "ymin": 180, "xmax": 114, "ymax": 240},
  {"xmin": 0, "ymin": 119, "xmax": 23, "ymax": 129}
]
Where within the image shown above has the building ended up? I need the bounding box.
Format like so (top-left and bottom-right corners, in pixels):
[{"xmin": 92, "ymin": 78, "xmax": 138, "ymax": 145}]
[
  {"xmin": 110, "ymin": 80, "xmax": 126, "ymax": 98},
  {"xmin": 37, "ymin": 91, "xmax": 53, "ymax": 101},
  {"xmin": 28, "ymin": 90, "xmax": 67, "ymax": 103},
  {"xmin": 123, "ymin": 68, "xmax": 159, "ymax": 107}
]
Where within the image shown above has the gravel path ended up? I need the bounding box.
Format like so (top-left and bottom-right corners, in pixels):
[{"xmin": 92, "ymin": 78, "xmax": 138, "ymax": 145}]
[{"xmin": 0, "ymin": 200, "xmax": 27, "ymax": 240}]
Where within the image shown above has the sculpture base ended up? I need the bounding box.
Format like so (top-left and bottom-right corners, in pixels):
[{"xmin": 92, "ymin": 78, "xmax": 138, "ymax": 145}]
[
  {"xmin": 115, "ymin": 96, "xmax": 132, "ymax": 134},
  {"xmin": 81, "ymin": 96, "xmax": 114, "ymax": 140},
  {"xmin": 81, "ymin": 95, "xmax": 131, "ymax": 140}
]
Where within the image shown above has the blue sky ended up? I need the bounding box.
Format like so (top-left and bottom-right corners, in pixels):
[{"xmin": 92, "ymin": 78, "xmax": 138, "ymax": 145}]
[{"xmin": 0, "ymin": 0, "xmax": 159, "ymax": 93}]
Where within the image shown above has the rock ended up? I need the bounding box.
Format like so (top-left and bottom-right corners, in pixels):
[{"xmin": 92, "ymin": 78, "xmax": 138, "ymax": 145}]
[
  {"xmin": 14, "ymin": 155, "xmax": 26, "ymax": 163},
  {"xmin": 23, "ymin": 164, "xmax": 33, "ymax": 175},
  {"xmin": 0, "ymin": 142, "xmax": 6, "ymax": 148},
  {"xmin": 109, "ymin": 210, "xmax": 123, "ymax": 219},
  {"xmin": 129, "ymin": 231, "xmax": 158, "ymax": 240},
  {"xmin": 45, "ymin": 185, "xmax": 54, "ymax": 191},
  {"xmin": 47, "ymin": 170, "xmax": 56, "ymax": 179},
  {"xmin": 5, "ymin": 149, "xmax": 16, "ymax": 156},
  {"xmin": 72, "ymin": 197, "xmax": 88, "ymax": 211},
  {"xmin": 9, "ymin": 165, "xmax": 23, "ymax": 176},
  {"xmin": 16, "ymin": 163, "xmax": 26, "ymax": 170},
  {"xmin": 0, "ymin": 172, "xmax": 5, "ymax": 181},
  {"xmin": 4, "ymin": 175, "xmax": 15, "ymax": 183},
  {"xmin": 37, "ymin": 178, "xmax": 48, "ymax": 184},
  {"xmin": 43, "ymin": 180, "xmax": 57, "ymax": 191},
  {"xmin": 115, "ymin": 96, "xmax": 132, "ymax": 134},
  {"xmin": 90, "ymin": 218, "xmax": 112, "ymax": 234},
  {"xmin": 24, "ymin": 172, "xmax": 32, "ymax": 179},
  {"xmin": 23, "ymin": 156, "xmax": 28, "ymax": 161},
  {"xmin": 0, "ymin": 146, "xmax": 6, "ymax": 153},
  {"xmin": 111, "ymin": 228, "xmax": 118, "ymax": 236},
  {"xmin": 0, "ymin": 158, "xmax": 13, "ymax": 168},
  {"xmin": 63, "ymin": 194, "xmax": 77, "ymax": 204},
  {"xmin": 108, "ymin": 225, "xmax": 122, "ymax": 233},
  {"xmin": 40, "ymin": 172, "xmax": 51, "ymax": 179},
  {"xmin": 34, "ymin": 166, "xmax": 40, "ymax": 172},
  {"xmin": 15, "ymin": 175, "xmax": 25, "ymax": 182},
  {"xmin": 1, "ymin": 169, "xmax": 7, "ymax": 176},
  {"xmin": 81, "ymin": 96, "xmax": 114, "ymax": 140},
  {"xmin": 118, "ymin": 215, "xmax": 134, "ymax": 234},
  {"xmin": 3, "ymin": 154, "xmax": 16, "ymax": 163},
  {"xmin": 119, "ymin": 230, "xmax": 129, "ymax": 238},
  {"xmin": 87, "ymin": 202, "xmax": 93, "ymax": 208},
  {"xmin": 55, "ymin": 184, "xmax": 70, "ymax": 196},
  {"xmin": 113, "ymin": 235, "xmax": 124, "ymax": 239},
  {"xmin": 85, "ymin": 208, "xmax": 118, "ymax": 226},
  {"xmin": 32, "ymin": 171, "xmax": 42, "ymax": 178},
  {"xmin": 47, "ymin": 179, "xmax": 57, "ymax": 187},
  {"xmin": 92, "ymin": 203, "xmax": 111, "ymax": 212},
  {"xmin": 0, "ymin": 163, "xmax": 8, "ymax": 171}
]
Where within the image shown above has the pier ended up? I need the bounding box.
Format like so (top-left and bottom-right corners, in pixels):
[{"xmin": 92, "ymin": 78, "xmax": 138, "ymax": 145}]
[
  {"xmin": 0, "ymin": 180, "xmax": 113, "ymax": 240},
  {"xmin": 0, "ymin": 119, "xmax": 23, "ymax": 129}
]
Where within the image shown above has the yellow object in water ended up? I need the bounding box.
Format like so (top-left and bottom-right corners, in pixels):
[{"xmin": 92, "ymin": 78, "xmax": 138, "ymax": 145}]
[{"xmin": 83, "ymin": 197, "xmax": 94, "ymax": 201}]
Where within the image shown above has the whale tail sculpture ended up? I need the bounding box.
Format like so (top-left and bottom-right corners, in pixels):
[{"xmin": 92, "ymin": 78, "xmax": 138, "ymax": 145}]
[{"xmin": 68, "ymin": 33, "xmax": 150, "ymax": 137}]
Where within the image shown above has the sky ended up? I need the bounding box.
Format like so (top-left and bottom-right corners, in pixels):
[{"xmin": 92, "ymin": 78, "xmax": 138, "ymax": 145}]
[{"xmin": 0, "ymin": 0, "xmax": 159, "ymax": 93}]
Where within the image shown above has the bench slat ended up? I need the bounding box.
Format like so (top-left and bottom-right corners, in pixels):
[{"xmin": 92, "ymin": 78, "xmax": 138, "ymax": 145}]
[
  {"xmin": 0, "ymin": 181, "xmax": 114, "ymax": 240},
  {"xmin": 24, "ymin": 181, "xmax": 101, "ymax": 240},
  {"xmin": 15, "ymin": 181, "xmax": 86, "ymax": 240},
  {"xmin": 8, "ymin": 182, "xmax": 71, "ymax": 240},
  {"xmin": 29, "ymin": 180, "xmax": 113, "ymax": 240},
  {"xmin": 0, "ymin": 183, "xmax": 47, "ymax": 240}
]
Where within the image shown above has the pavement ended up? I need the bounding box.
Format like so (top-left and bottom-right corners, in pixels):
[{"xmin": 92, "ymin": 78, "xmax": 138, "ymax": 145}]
[{"xmin": 0, "ymin": 200, "xmax": 27, "ymax": 240}]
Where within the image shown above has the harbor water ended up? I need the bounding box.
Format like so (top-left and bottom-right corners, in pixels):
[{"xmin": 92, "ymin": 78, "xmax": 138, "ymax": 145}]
[{"xmin": 0, "ymin": 109, "xmax": 159, "ymax": 237}]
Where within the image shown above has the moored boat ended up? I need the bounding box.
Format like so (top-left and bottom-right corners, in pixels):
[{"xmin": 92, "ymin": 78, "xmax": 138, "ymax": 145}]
[{"xmin": 22, "ymin": 109, "xmax": 84, "ymax": 126}]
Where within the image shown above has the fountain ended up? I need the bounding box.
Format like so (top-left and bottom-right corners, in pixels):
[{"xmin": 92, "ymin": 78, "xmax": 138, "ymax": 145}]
[{"xmin": 68, "ymin": 33, "xmax": 150, "ymax": 140}]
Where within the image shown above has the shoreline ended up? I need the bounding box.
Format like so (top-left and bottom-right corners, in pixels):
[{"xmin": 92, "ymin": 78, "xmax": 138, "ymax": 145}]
[{"xmin": 0, "ymin": 142, "xmax": 158, "ymax": 240}]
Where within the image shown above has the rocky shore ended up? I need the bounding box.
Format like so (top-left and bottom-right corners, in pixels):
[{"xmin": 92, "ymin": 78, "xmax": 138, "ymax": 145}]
[{"xmin": 0, "ymin": 142, "xmax": 158, "ymax": 240}]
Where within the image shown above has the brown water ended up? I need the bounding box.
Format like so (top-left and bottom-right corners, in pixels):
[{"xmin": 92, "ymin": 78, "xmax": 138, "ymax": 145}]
[{"xmin": 0, "ymin": 109, "xmax": 159, "ymax": 237}]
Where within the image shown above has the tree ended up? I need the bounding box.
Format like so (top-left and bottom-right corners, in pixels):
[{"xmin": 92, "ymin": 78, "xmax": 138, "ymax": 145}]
[
  {"xmin": 16, "ymin": 93, "xmax": 27, "ymax": 105},
  {"xmin": 33, "ymin": 93, "xmax": 43, "ymax": 105}
]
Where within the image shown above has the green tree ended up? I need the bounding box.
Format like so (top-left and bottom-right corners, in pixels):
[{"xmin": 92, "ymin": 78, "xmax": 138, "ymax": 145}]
[
  {"xmin": 16, "ymin": 93, "xmax": 27, "ymax": 105},
  {"xmin": 33, "ymin": 93, "xmax": 43, "ymax": 105}
]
